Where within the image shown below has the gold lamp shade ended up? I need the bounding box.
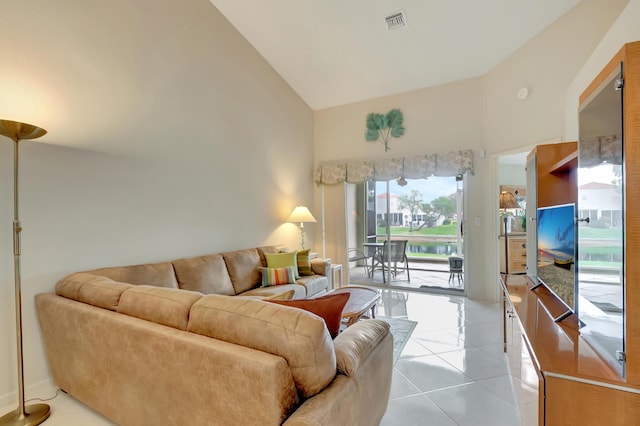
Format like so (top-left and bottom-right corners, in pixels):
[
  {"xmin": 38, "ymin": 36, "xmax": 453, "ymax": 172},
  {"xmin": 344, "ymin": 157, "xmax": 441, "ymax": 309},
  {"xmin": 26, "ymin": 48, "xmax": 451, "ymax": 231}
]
[{"xmin": 0, "ymin": 119, "xmax": 47, "ymax": 143}]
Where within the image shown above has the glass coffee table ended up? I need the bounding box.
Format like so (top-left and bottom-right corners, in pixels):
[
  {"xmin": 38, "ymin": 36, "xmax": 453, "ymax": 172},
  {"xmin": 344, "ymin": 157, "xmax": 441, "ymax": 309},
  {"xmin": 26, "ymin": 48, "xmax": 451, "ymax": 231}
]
[{"xmin": 331, "ymin": 285, "xmax": 381, "ymax": 327}]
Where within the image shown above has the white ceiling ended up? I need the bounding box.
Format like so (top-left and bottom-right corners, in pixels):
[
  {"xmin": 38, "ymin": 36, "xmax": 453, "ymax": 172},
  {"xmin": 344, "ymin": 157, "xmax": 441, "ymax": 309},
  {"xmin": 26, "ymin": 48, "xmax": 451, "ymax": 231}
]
[{"xmin": 210, "ymin": 0, "xmax": 581, "ymax": 110}]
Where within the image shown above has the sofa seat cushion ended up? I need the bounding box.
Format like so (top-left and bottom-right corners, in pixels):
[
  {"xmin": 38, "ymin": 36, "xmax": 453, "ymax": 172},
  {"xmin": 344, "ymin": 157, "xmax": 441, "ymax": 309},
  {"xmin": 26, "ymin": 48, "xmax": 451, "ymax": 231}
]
[
  {"xmin": 188, "ymin": 295, "xmax": 336, "ymax": 398},
  {"xmin": 84, "ymin": 262, "xmax": 179, "ymax": 289},
  {"xmin": 117, "ymin": 285, "xmax": 203, "ymax": 330},
  {"xmin": 239, "ymin": 284, "xmax": 306, "ymax": 300},
  {"xmin": 56, "ymin": 273, "xmax": 132, "ymax": 311},
  {"xmin": 222, "ymin": 249, "xmax": 262, "ymax": 294},
  {"xmin": 296, "ymin": 275, "xmax": 329, "ymax": 298},
  {"xmin": 236, "ymin": 290, "xmax": 296, "ymax": 301},
  {"xmin": 172, "ymin": 254, "xmax": 235, "ymax": 295}
]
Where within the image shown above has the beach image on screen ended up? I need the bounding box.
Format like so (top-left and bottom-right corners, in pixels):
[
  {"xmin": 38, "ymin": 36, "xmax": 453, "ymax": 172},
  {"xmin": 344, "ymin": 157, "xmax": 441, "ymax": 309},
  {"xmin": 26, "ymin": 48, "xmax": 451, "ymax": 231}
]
[{"xmin": 537, "ymin": 204, "xmax": 576, "ymax": 310}]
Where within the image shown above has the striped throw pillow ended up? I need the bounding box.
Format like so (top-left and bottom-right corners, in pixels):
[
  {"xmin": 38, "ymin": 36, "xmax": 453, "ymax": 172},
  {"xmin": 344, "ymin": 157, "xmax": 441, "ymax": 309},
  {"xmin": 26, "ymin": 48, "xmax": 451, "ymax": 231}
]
[
  {"xmin": 297, "ymin": 249, "xmax": 314, "ymax": 276},
  {"xmin": 261, "ymin": 266, "xmax": 297, "ymax": 287}
]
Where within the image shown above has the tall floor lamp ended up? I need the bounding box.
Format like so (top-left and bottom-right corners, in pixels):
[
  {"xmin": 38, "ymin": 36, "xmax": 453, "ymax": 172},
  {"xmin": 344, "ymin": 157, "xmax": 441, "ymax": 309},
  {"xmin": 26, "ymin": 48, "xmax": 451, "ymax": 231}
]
[
  {"xmin": 0, "ymin": 119, "xmax": 50, "ymax": 426},
  {"xmin": 499, "ymin": 191, "xmax": 520, "ymax": 275}
]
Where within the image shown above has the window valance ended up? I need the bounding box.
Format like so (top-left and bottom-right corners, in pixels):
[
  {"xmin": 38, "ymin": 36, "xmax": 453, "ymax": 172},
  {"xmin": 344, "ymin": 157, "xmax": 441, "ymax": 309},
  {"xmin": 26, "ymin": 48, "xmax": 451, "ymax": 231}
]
[{"xmin": 314, "ymin": 150, "xmax": 474, "ymax": 185}]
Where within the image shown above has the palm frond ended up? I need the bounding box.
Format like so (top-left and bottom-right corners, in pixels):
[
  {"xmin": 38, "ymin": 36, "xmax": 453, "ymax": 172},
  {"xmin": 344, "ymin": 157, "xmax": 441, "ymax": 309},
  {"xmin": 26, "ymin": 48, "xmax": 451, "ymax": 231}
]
[
  {"xmin": 386, "ymin": 109, "xmax": 403, "ymax": 127},
  {"xmin": 365, "ymin": 128, "xmax": 380, "ymax": 141},
  {"xmin": 363, "ymin": 109, "xmax": 405, "ymax": 150}
]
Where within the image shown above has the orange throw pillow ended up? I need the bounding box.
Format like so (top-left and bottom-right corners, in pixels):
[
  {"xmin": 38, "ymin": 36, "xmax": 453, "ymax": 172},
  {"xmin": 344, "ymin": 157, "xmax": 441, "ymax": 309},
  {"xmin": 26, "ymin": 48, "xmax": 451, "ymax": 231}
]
[{"xmin": 268, "ymin": 293, "xmax": 350, "ymax": 338}]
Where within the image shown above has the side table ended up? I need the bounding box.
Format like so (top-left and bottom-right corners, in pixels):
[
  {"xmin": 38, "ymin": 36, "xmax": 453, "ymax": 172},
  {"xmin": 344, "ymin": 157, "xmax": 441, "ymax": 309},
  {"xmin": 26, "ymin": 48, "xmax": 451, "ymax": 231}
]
[
  {"xmin": 331, "ymin": 264, "xmax": 343, "ymax": 288},
  {"xmin": 330, "ymin": 285, "xmax": 381, "ymax": 327}
]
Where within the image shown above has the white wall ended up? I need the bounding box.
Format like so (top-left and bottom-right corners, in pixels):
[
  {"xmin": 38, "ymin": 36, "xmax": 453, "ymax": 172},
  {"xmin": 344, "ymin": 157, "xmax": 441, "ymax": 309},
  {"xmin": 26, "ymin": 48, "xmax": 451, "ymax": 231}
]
[
  {"xmin": 565, "ymin": 0, "xmax": 640, "ymax": 139},
  {"xmin": 314, "ymin": 0, "xmax": 628, "ymax": 301},
  {"xmin": 2, "ymin": 0, "xmax": 638, "ymax": 406},
  {"xmin": 314, "ymin": 77, "xmax": 487, "ymax": 297},
  {"xmin": 0, "ymin": 0, "xmax": 314, "ymax": 403},
  {"xmin": 497, "ymin": 164, "xmax": 527, "ymax": 187}
]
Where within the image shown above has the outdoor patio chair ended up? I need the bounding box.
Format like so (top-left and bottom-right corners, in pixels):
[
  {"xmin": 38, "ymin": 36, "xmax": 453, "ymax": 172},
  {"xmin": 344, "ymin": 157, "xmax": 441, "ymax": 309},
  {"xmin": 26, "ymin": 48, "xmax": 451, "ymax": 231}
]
[
  {"xmin": 448, "ymin": 256, "xmax": 464, "ymax": 285},
  {"xmin": 372, "ymin": 240, "xmax": 410, "ymax": 283},
  {"xmin": 348, "ymin": 248, "xmax": 372, "ymax": 277}
]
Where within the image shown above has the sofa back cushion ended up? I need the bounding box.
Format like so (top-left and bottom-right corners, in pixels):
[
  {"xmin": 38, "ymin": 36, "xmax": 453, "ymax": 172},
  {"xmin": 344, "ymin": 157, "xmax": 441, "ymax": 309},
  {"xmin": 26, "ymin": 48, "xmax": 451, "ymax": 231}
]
[
  {"xmin": 172, "ymin": 254, "xmax": 235, "ymax": 295},
  {"xmin": 56, "ymin": 273, "xmax": 132, "ymax": 311},
  {"xmin": 188, "ymin": 295, "xmax": 336, "ymax": 398},
  {"xmin": 84, "ymin": 262, "xmax": 179, "ymax": 289},
  {"xmin": 222, "ymin": 249, "xmax": 262, "ymax": 294},
  {"xmin": 256, "ymin": 245, "xmax": 281, "ymax": 266},
  {"xmin": 117, "ymin": 285, "xmax": 203, "ymax": 330}
]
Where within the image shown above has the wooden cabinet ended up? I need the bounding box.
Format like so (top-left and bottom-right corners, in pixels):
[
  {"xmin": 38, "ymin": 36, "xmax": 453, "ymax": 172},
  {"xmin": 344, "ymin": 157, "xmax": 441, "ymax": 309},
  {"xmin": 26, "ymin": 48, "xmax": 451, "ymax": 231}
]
[
  {"xmin": 525, "ymin": 141, "xmax": 578, "ymax": 279},
  {"xmin": 503, "ymin": 279, "xmax": 540, "ymax": 425},
  {"xmin": 512, "ymin": 41, "xmax": 640, "ymax": 425},
  {"xmin": 527, "ymin": 142, "xmax": 577, "ymax": 209},
  {"xmin": 502, "ymin": 275, "xmax": 640, "ymax": 426},
  {"xmin": 499, "ymin": 234, "xmax": 527, "ymax": 274}
]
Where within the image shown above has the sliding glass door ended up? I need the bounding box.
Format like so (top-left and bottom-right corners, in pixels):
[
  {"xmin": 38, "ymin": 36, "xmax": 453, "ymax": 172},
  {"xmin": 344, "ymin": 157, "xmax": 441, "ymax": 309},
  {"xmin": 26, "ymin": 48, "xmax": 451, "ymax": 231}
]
[{"xmin": 347, "ymin": 175, "xmax": 465, "ymax": 292}]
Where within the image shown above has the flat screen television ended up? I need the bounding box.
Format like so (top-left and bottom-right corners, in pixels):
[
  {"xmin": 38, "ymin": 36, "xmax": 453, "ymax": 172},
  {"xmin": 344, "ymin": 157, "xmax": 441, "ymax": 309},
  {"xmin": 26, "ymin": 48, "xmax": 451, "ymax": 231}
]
[{"xmin": 536, "ymin": 203, "xmax": 577, "ymax": 316}]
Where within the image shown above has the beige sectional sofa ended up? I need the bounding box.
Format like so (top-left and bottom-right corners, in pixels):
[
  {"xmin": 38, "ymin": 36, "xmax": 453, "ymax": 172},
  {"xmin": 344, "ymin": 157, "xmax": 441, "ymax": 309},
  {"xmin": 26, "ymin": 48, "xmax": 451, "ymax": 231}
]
[
  {"xmin": 35, "ymin": 246, "xmax": 393, "ymax": 425},
  {"xmin": 79, "ymin": 245, "xmax": 331, "ymax": 300}
]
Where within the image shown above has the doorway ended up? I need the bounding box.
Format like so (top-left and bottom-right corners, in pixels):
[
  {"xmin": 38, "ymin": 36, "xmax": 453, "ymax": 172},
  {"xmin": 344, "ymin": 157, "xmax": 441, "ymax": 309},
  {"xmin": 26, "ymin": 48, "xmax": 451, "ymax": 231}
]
[
  {"xmin": 346, "ymin": 175, "xmax": 465, "ymax": 292},
  {"xmin": 496, "ymin": 151, "xmax": 530, "ymax": 278}
]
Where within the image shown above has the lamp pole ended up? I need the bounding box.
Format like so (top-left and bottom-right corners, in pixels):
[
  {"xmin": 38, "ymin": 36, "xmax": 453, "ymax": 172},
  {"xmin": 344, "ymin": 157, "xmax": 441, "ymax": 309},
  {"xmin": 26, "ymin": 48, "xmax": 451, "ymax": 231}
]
[{"xmin": 0, "ymin": 119, "xmax": 50, "ymax": 426}]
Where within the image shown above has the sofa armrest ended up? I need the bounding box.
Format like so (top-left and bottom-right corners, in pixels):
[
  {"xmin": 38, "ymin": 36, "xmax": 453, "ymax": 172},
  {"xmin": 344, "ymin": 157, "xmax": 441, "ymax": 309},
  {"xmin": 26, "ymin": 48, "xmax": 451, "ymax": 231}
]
[
  {"xmin": 285, "ymin": 319, "xmax": 393, "ymax": 426},
  {"xmin": 310, "ymin": 258, "xmax": 331, "ymax": 276},
  {"xmin": 333, "ymin": 319, "xmax": 390, "ymax": 377}
]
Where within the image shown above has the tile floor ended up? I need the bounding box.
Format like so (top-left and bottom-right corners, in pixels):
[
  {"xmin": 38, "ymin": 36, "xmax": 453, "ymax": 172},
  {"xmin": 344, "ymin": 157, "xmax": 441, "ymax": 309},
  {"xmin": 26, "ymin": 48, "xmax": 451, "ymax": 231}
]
[
  {"xmin": 2, "ymin": 288, "xmax": 521, "ymax": 425},
  {"xmin": 378, "ymin": 288, "xmax": 520, "ymax": 426}
]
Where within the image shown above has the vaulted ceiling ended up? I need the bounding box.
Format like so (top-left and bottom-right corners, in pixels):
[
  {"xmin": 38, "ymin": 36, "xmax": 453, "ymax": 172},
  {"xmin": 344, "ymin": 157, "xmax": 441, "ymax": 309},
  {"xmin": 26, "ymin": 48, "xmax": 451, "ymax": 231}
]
[{"xmin": 210, "ymin": 0, "xmax": 581, "ymax": 110}]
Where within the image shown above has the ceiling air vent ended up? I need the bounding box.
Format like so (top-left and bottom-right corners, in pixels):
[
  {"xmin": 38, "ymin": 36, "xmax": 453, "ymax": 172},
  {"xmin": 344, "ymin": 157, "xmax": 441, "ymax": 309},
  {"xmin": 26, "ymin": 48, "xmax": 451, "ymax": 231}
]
[{"xmin": 385, "ymin": 10, "xmax": 407, "ymax": 31}]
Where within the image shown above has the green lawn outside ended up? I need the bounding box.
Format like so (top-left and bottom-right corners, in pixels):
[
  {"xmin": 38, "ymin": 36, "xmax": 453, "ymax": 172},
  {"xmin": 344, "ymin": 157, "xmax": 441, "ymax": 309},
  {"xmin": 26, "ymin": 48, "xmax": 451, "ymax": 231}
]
[
  {"xmin": 376, "ymin": 223, "xmax": 458, "ymax": 236},
  {"xmin": 375, "ymin": 224, "xmax": 619, "ymax": 239},
  {"xmin": 579, "ymin": 246, "xmax": 621, "ymax": 255},
  {"xmin": 371, "ymin": 224, "xmax": 621, "ymax": 265},
  {"xmin": 407, "ymin": 252, "xmax": 451, "ymax": 259},
  {"xmin": 372, "ymin": 224, "xmax": 461, "ymax": 259},
  {"xmin": 578, "ymin": 227, "xmax": 623, "ymax": 239},
  {"xmin": 580, "ymin": 261, "xmax": 623, "ymax": 268}
]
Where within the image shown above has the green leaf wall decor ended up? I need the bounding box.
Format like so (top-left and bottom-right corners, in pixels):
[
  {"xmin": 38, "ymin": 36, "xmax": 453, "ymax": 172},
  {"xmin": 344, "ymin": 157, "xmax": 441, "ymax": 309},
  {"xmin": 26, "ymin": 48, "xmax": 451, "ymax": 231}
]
[{"xmin": 364, "ymin": 109, "xmax": 405, "ymax": 151}]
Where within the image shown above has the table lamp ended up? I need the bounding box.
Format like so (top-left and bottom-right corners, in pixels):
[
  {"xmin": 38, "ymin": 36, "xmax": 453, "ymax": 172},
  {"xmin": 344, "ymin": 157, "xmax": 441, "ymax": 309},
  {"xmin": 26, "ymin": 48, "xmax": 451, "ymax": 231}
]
[{"xmin": 287, "ymin": 206, "xmax": 316, "ymax": 249}]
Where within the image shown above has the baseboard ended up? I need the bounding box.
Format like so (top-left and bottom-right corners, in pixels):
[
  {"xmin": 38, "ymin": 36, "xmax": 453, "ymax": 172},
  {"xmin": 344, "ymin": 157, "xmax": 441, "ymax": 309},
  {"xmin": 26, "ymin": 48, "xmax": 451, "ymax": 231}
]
[{"xmin": 0, "ymin": 377, "xmax": 57, "ymax": 413}]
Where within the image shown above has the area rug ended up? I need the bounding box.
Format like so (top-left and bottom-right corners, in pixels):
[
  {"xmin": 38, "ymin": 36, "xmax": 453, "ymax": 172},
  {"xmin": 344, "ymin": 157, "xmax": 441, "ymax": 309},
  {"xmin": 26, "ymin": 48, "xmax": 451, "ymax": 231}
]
[{"xmin": 377, "ymin": 316, "xmax": 417, "ymax": 364}]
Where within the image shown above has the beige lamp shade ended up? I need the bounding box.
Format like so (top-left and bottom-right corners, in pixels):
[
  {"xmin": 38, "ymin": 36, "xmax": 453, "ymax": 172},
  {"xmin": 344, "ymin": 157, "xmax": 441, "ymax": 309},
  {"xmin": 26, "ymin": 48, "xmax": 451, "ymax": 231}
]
[
  {"xmin": 287, "ymin": 206, "xmax": 316, "ymax": 250},
  {"xmin": 287, "ymin": 206, "xmax": 317, "ymax": 224},
  {"xmin": 499, "ymin": 191, "xmax": 520, "ymax": 209}
]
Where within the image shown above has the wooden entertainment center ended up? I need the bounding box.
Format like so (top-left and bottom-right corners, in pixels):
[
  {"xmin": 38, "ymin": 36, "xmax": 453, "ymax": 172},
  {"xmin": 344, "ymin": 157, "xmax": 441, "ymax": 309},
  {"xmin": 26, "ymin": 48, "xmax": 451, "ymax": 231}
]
[{"xmin": 501, "ymin": 41, "xmax": 640, "ymax": 425}]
